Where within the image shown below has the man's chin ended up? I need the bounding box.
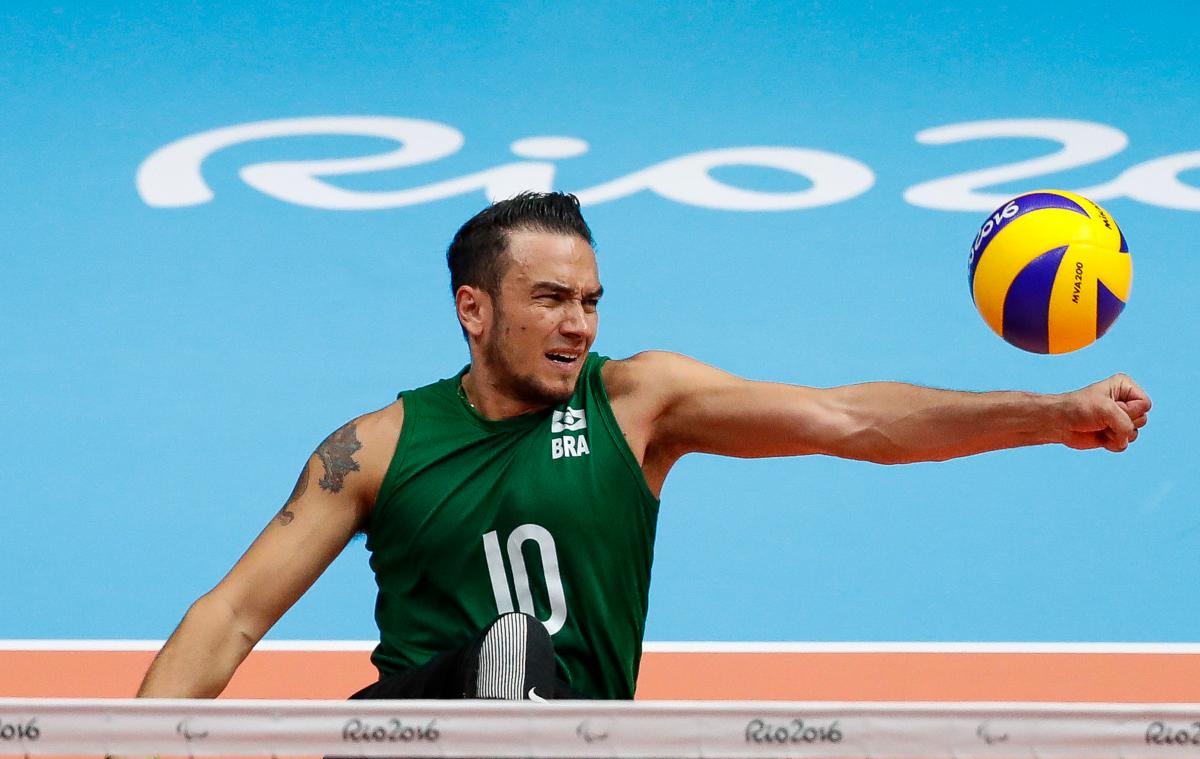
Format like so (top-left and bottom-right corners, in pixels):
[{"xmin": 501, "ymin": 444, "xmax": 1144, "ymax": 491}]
[
  {"xmin": 540, "ymin": 381, "xmax": 578, "ymax": 406},
  {"xmin": 516, "ymin": 374, "xmax": 578, "ymax": 407}
]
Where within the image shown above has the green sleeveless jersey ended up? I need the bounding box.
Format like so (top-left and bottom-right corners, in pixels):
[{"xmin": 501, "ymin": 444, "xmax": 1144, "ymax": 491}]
[{"xmin": 366, "ymin": 353, "xmax": 660, "ymax": 699}]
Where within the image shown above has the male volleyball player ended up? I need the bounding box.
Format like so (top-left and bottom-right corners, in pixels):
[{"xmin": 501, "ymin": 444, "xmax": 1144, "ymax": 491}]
[{"xmin": 136, "ymin": 192, "xmax": 1150, "ymax": 701}]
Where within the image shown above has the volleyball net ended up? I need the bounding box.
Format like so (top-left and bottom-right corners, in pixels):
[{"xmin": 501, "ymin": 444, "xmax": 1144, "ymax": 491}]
[{"xmin": 2, "ymin": 699, "xmax": 1199, "ymax": 758}]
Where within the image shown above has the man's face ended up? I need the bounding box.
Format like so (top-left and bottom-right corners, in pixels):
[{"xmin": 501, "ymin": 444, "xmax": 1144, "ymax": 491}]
[{"xmin": 478, "ymin": 230, "xmax": 602, "ymax": 407}]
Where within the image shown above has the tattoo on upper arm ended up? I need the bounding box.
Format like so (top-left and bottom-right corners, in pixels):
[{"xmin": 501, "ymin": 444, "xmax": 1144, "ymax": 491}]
[
  {"xmin": 276, "ymin": 463, "xmax": 309, "ymax": 526},
  {"xmin": 316, "ymin": 421, "xmax": 362, "ymax": 493},
  {"xmin": 274, "ymin": 421, "xmax": 362, "ymax": 526}
]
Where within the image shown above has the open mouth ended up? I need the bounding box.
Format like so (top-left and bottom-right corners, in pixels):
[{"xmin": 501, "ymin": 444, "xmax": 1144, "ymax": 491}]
[{"xmin": 545, "ymin": 352, "xmax": 580, "ymax": 365}]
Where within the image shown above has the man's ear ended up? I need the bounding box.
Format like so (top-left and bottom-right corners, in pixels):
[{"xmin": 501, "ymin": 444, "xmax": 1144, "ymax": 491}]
[{"xmin": 455, "ymin": 285, "xmax": 492, "ymax": 340}]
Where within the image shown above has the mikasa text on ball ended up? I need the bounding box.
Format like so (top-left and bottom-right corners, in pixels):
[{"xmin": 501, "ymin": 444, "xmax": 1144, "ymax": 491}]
[{"xmin": 968, "ymin": 190, "xmax": 1132, "ymax": 354}]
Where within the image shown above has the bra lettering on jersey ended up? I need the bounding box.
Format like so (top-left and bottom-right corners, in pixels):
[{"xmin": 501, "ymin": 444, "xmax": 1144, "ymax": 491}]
[{"xmin": 551, "ymin": 435, "xmax": 590, "ymax": 460}]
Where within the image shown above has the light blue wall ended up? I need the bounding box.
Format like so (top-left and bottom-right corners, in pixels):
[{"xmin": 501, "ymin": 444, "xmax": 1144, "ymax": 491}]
[{"xmin": 2, "ymin": 1, "xmax": 1196, "ymax": 641}]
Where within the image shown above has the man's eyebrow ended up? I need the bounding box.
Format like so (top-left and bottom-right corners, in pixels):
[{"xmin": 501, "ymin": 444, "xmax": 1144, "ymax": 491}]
[
  {"xmin": 531, "ymin": 281, "xmax": 604, "ymax": 299},
  {"xmin": 531, "ymin": 281, "xmax": 573, "ymax": 293}
]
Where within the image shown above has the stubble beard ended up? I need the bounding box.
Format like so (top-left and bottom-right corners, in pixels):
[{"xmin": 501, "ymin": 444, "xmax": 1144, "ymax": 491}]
[{"xmin": 483, "ymin": 316, "xmax": 578, "ymax": 408}]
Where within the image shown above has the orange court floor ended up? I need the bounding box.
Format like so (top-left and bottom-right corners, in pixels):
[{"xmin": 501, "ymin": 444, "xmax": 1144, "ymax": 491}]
[{"xmin": 2, "ymin": 645, "xmax": 1199, "ymax": 701}]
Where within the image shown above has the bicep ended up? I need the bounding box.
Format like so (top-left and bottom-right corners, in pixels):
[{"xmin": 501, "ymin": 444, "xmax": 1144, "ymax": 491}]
[
  {"xmin": 664, "ymin": 379, "xmax": 842, "ymax": 459},
  {"xmin": 203, "ymin": 411, "xmax": 393, "ymax": 641},
  {"xmin": 645, "ymin": 352, "xmax": 845, "ymax": 460},
  {"xmin": 207, "ymin": 454, "xmax": 365, "ymax": 640}
]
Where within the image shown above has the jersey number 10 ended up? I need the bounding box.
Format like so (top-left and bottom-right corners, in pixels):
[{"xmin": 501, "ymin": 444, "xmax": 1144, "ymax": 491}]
[{"xmin": 481, "ymin": 524, "xmax": 568, "ymax": 634}]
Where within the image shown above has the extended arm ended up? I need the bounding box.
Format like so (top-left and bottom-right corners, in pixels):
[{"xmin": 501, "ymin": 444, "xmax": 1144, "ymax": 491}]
[
  {"xmin": 622, "ymin": 352, "xmax": 1150, "ymax": 466},
  {"xmin": 137, "ymin": 406, "xmax": 401, "ymax": 697}
]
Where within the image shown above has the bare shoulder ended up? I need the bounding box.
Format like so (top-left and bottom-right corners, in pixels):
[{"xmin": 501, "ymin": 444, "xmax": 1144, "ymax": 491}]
[
  {"xmin": 602, "ymin": 350, "xmax": 693, "ymax": 402},
  {"xmin": 354, "ymin": 396, "xmax": 405, "ymax": 442},
  {"xmin": 313, "ymin": 398, "xmax": 405, "ymax": 510},
  {"xmin": 602, "ymin": 351, "xmax": 717, "ymax": 447},
  {"xmin": 603, "ymin": 350, "xmax": 736, "ymax": 405},
  {"xmin": 602, "ymin": 351, "xmax": 735, "ymax": 495},
  {"xmin": 323, "ymin": 398, "xmax": 404, "ymax": 458}
]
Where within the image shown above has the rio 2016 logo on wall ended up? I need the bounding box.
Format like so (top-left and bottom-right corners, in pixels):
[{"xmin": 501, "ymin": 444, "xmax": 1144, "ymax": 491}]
[{"xmin": 137, "ymin": 117, "xmax": 1200, "ymax": 213}]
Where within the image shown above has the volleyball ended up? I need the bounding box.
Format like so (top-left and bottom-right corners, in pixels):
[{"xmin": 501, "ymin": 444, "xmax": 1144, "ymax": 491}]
[{"xmin": 967, "ymin": 190, "xmax": 1132, "ymax": 354}]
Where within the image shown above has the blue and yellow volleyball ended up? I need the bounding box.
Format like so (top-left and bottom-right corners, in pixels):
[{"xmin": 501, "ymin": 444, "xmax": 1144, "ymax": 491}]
[{"xmin": 968, "ymin": 190, "xmax": 1132, "ymax": 354}]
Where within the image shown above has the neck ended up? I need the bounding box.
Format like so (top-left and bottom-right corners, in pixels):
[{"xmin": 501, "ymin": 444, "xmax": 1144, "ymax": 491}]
[{"xmin": 460, "ymin": 366, "xmax": 549, "ymax": 420}]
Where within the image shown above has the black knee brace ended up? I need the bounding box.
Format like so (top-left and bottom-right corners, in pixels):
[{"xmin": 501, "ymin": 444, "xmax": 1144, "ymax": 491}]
[{"xmin": 467, "ymin": 612, "xmax": 556, "ymax": 700}]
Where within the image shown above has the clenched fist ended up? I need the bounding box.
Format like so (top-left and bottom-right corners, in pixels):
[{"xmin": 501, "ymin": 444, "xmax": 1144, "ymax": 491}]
[{"xmin": 1058, "ymin": 374, "xmax": 1151, "ymax": 452}]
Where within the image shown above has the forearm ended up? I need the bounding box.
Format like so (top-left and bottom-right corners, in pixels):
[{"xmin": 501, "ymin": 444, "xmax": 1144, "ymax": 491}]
[
  {"xmin": 638, "ymin": 352, "xmax": 1144, "ymax": 462},
  {"xmin": 823, "ymin": 382, "xmax": 1066, "ymax": 464},
  {"xmin": 137, "ymin": 592, "xmax": 258, "ymax": 698}
]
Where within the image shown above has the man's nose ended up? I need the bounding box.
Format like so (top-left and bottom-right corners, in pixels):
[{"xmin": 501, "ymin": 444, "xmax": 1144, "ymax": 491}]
[{"xmin": 559, "ymin": 301, "xmax": 591, "ymax": 336}]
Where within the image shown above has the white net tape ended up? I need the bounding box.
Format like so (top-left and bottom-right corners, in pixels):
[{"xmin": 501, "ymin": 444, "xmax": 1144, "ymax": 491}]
[{"xmin": 1, "ymin": 699, "xmax": 1199, "ymax": 758}]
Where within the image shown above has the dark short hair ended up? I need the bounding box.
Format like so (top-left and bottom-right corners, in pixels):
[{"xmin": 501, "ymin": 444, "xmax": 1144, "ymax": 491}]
[{"xmin": 447, "ymin": 192, "xmax": 594, "ymax": 296}]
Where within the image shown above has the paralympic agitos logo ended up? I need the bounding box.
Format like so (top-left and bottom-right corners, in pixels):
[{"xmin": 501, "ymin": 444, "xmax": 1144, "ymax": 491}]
[{"xmin": 137, "ymin": 116, "xmax": 1200, "ymax": 213}]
